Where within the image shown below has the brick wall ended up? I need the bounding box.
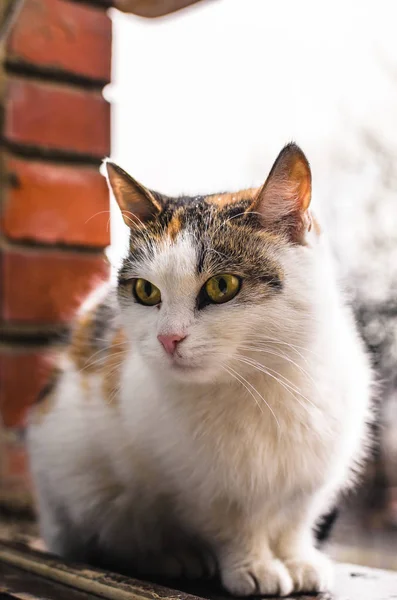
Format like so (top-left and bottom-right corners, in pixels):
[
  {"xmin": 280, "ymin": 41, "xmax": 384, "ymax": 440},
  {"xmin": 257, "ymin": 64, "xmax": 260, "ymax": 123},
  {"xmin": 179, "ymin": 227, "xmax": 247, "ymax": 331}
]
[{"xmin": 0, "ymin": 0, "xmax": 112, "ymax": 510}]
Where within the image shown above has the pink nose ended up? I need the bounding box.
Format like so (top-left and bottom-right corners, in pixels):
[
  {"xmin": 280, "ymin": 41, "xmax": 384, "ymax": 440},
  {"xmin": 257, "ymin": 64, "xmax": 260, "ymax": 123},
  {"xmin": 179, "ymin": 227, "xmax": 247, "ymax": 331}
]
[{"xmin": 157, "ymin": 333, "xmax": 186, "ymax": 356}]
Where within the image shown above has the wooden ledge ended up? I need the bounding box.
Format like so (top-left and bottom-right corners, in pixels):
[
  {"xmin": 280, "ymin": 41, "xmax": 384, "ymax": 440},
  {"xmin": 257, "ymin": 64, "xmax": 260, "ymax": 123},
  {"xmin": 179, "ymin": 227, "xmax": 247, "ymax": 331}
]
[
  {"xmin": 0, "ymin": 540, "xmax": 397, "ymax": 600},
  {"xmin": 113, "ymin": 0, "xmax": 206, "ymax": 18}
]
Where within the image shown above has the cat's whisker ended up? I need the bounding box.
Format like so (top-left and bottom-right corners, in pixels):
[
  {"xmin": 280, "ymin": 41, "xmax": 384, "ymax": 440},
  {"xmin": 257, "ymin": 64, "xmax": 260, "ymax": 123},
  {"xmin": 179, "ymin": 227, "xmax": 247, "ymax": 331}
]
[
  {"xmin": 213, "ymin": 210, "xmax": 265, "ymax": 236},
  {"xmin": 240, "ymin": 344, "xmax": 307, "ymax": 370},
  {"xmin": 250, "ymin": 335, "xmax": 320, "ymax": 358},
  {"xmin": 240, "ymin": 355, "xmax": 313, "ymax": 401},
  {"xmin": 79, "ymin": 340, "xmax": 130, "ymax": 367},
  {"xmin": 212, "ymin": 212, "xmax": 247, "ymax": 235},
  {"xmin": 238, "ymin": 345, "xmax": 318, "ymax": 389},
  {"xmin": 122, "ymin": 211, "xmax": 146, "ymax": 230},
  {"xmin": 219, "ymin": 353, "xmax": 316, "ymax": 408},
  {"xmin": 223, "ymin": 363, "xmax": 280, "ymax": 429},
  {"xmin": 106, "ymin": 384, "xmax": 121, "ymax": 406},
  {"xmin": 84, "ymin": 210, "xmax": 112, "ymax": 225},
  {"xmin": 79, "ymin": 342, "xmax": 128, "ymax": 368},
  {"xmin": 244, "ymin": 337, "xmax": 313, "ymax": 364},
  {"xmin": 102, "ymin": 359, "xmax": 126, "ymax": 376},
  {"xmin": 233, "ymin": 354, "xmax": 319, "ymax": 413},
  {"xmin": 221, "ymin": 365, "xmax": 266, "ymax": 419},
  {"xmin": 205, "ymin": 247, "xmax": 229, "ymax": 261},
  {"xmin": 79, "ymin": 348, "xmax": 131, "ymax": 373},
  {"xmin": 231, "ymin": 357, "xmax": 313, "ymax": 421},
  {"xmin": 242, "ymin": 346, "xmax": 326, "ymax": 400}
]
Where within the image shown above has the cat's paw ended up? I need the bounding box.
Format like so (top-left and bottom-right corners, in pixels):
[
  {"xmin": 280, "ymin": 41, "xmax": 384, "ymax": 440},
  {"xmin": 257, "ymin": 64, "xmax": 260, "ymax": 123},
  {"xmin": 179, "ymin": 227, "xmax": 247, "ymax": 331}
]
[
  {"xmin": 285, "ymin": 550, "xmax": 333, "ymax": 593},
  {"xmin": 221, "ymin": 558, "xmax": 293, "ymax": 597}
]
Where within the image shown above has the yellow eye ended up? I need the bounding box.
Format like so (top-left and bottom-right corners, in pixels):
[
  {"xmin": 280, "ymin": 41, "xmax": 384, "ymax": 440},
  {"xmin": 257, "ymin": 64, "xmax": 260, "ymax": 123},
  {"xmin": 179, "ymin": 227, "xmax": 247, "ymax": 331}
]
[
  {"xmin": 134, "ymin": 279, "xmax": 161, "ymax": 306},
  {"xmin": 204, "ymin": 274, "xmax": 241, "ymax": 304}
]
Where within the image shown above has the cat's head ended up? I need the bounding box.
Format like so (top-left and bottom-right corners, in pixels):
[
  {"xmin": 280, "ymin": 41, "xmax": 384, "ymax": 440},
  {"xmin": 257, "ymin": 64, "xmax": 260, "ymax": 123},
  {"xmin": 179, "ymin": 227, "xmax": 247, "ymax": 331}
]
[{"xmin": 105, "ymin": 144, "xmax": 321, "ymax": 383}]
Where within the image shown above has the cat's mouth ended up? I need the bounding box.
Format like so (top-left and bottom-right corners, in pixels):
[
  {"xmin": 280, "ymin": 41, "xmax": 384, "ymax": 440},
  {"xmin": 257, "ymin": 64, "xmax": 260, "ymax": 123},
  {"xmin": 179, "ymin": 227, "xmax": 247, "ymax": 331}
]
[
  {"xmin": 167, "ymin": 358, "xmax": 213, "ymax": 383},
  {"xmin": 155, "ymin": 345, "xmax": 217, "ymax": 378},
  {"xmin": 166, "ymin": 353, "xmax": 207, "ymax": 375},
  {"xmin": 171, "ymin": 359, "xmax": 201, "ymax": 372}
]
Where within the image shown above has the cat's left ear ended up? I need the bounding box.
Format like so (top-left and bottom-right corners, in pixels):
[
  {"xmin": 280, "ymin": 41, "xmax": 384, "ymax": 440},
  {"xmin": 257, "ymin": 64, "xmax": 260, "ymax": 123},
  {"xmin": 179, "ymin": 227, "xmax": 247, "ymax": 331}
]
[
  {"xmin": 105, "ymin": 160, "xmax": 162, "ymax": 227},
  {"xmin": 249, "ymin": 143, "xmax": 312, "ymax": 243}
]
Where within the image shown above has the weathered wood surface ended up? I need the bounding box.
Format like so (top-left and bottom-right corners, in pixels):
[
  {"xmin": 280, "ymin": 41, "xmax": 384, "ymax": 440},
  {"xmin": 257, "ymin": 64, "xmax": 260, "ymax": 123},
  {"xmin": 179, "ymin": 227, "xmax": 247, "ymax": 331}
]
[
  {"xmin": 0, "ymin": 561, "xmax": 98, "ymax": 600},
  {"xmin": 0, "ymin": 541, "xmax": 204, "ymax": 600},
  {"xmin": 0, "ymin": 540, "xmax": 396, "ymax": 600}
]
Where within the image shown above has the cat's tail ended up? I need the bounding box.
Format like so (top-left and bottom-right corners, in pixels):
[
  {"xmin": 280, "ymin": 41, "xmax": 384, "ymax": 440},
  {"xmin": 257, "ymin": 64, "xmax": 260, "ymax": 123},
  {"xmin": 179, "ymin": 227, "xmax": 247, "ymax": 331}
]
[{"xmin": 314, "ymin": 507, "xmax": 339, "ymax": 545}]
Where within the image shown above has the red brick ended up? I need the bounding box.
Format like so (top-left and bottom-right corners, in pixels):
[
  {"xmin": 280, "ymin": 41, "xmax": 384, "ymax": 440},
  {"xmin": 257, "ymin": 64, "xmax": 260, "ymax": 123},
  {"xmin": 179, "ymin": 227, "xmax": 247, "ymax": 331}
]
[
  {"xmin": 0, "ymin": 428, "xmax": 33, "ymax": 509},
  {"xmin": 6, "ymin": 443, "xmax": 28, "ymax": 478},
  {"xmin": 1, "ymin": 248, "xmax": 110, "ymax": 324},
  {"xmin": 7, "ymin": 0, "xmax": 111, "ymax": 82},
  {"xmin": 2, "ymin": 157, "xmax": 110, "ymax": 247},
  {"xmin": 5, "ymin": 78, "xmax": 110, "ymax": 157},
  {"xmin": 0, "ymin": 350, "xmax": 53, "ymax": 427}
]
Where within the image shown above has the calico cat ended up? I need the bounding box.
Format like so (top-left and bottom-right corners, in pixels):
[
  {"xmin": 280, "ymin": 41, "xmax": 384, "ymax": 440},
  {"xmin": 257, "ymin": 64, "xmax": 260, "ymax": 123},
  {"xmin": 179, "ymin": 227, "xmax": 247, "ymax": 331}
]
[{"xmin": 27, "ymin": 144, "xmax": 372, "ymax": 596}]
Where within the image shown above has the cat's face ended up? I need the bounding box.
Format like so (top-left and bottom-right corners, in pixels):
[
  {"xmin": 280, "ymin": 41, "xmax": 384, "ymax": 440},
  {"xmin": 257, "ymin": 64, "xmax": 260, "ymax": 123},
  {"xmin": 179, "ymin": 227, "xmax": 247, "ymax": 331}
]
[{"xmin": 106, "ymin": 144, "xmax": 318, "ymax": 383}]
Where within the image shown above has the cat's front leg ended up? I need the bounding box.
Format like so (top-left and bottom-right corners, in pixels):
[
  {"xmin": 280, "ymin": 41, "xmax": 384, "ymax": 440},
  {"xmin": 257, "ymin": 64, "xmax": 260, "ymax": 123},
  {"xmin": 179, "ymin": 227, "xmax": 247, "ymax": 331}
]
[
  {"xmin": 215, "ymin": 530, "xmax": 293, "ymax": 597},
  {"xmin": 275, "ymin": 515, "xmax": 334, "ymax": 593}
]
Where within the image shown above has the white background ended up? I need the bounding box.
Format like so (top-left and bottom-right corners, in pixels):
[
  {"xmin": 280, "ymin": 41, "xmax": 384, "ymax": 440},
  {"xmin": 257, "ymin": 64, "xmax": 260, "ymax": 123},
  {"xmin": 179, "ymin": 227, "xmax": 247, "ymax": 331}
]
[{"xmin": 105, "ymin": 0, "xmax": 397, "ymax": 300}]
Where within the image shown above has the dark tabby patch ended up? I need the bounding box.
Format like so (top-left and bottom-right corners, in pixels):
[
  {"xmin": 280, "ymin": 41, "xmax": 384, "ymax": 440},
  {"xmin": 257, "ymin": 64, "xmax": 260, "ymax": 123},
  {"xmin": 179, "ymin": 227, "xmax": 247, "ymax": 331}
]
[{"xmin": 31, "ymin": 367, "xmax": 62, "ymax": 423}]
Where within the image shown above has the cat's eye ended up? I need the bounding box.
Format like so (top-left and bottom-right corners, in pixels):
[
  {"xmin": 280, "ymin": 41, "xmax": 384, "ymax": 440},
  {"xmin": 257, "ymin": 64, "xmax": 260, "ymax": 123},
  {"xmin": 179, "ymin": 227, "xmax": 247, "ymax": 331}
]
[
  {"xmin": 204, "ymin": 274, "xmax": 241, "ymax": 304},
  {"xmin": 133, "ymin": 278, "xmax": 161, "ymax": 306}
]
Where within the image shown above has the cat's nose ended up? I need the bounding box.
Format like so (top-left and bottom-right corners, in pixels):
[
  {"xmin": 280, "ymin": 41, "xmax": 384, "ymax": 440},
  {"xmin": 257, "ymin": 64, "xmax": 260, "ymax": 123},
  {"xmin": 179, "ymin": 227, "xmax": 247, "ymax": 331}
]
[{"xmin": 157, "ymin": 333, "xmax": 186, "ymax": 356}]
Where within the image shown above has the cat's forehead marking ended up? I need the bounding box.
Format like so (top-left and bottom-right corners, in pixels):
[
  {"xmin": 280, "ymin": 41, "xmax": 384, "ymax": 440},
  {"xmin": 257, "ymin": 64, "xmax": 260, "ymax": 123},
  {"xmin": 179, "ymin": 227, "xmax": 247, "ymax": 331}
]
[
  {"xmin": 123, "ymin": 194, "xmax": 289, "ymax": 286},
  {"xmin": 149, "ymin": 232, "xmax": 198, "ymax": 291},
  {"xmin": 205, "ymin": 188, "xmax": 258, "ymax": 208},
  {"xmin": 166, "ymin": 210, "xmax": 183, "ymax": 241}
]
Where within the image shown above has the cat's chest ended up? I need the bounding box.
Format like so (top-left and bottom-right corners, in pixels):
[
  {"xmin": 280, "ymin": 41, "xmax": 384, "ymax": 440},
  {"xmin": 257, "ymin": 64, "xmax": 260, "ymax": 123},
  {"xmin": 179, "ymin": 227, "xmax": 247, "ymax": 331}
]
[
  {"xmin": 199, "ymin": 415, "xmax": 328, "ymax": 495},
  {"xmin": 150, "ymin": 395, "xmax": 329, "ymax": 501},
  {"xmin": 120, "ymin": 368, "xmax": 335, "ymax": 504}
]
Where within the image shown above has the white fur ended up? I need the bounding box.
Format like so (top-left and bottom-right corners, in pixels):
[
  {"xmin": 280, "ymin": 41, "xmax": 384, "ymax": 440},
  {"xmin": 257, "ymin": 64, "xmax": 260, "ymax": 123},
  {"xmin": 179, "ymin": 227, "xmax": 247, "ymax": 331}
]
[{"xmin": 28, "ymin": 223, "xmax": 372, "ymax": 596}]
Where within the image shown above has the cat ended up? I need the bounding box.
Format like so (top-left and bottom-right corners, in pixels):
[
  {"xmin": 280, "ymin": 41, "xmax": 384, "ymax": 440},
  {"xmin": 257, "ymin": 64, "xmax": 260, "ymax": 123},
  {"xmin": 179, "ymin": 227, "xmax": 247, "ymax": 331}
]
[{"xmin": 27, "ymin": 143, "xmax": 372, "ymax": 596}]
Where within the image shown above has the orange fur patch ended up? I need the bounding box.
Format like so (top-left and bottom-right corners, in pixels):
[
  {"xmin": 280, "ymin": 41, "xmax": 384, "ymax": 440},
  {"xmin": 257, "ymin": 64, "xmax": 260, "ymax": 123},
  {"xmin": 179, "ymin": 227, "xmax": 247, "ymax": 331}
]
[
  {"xmin": 70, "ymin": 307, "xmax": 128, "ymax": 406},
  {"xmin": 205, "ymin": 188, "xmax": 258, "ymax": 208},
  {"xmin": 102, "ymin": 328, "xmax": 127, "ymax": 406},
  {"xmin": 167, "ymin": 212, "xmax": 183, "ymax": 240},
  {"xmin": 69, "ymin": 310, "xmax": 98, "ymax": 372}
]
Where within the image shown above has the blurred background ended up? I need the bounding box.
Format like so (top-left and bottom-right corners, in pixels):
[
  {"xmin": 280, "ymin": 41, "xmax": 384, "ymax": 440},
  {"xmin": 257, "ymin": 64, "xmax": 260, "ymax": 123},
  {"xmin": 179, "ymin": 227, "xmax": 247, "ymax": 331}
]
[{"xmin": 0, "ymin": 0, "xmax": 396, "ymax": 578}]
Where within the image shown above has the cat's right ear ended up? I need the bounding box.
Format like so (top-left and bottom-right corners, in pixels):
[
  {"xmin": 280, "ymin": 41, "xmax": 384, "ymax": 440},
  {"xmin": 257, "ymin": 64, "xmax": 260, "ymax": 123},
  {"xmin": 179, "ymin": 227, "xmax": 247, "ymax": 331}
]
[
  {"xmin": 105, "ymin": 160, "xmax": 162, "ymax": 227},
  {"xmin": 249, "ymin": 143, "xmax": 312, "ymax": 243}
]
